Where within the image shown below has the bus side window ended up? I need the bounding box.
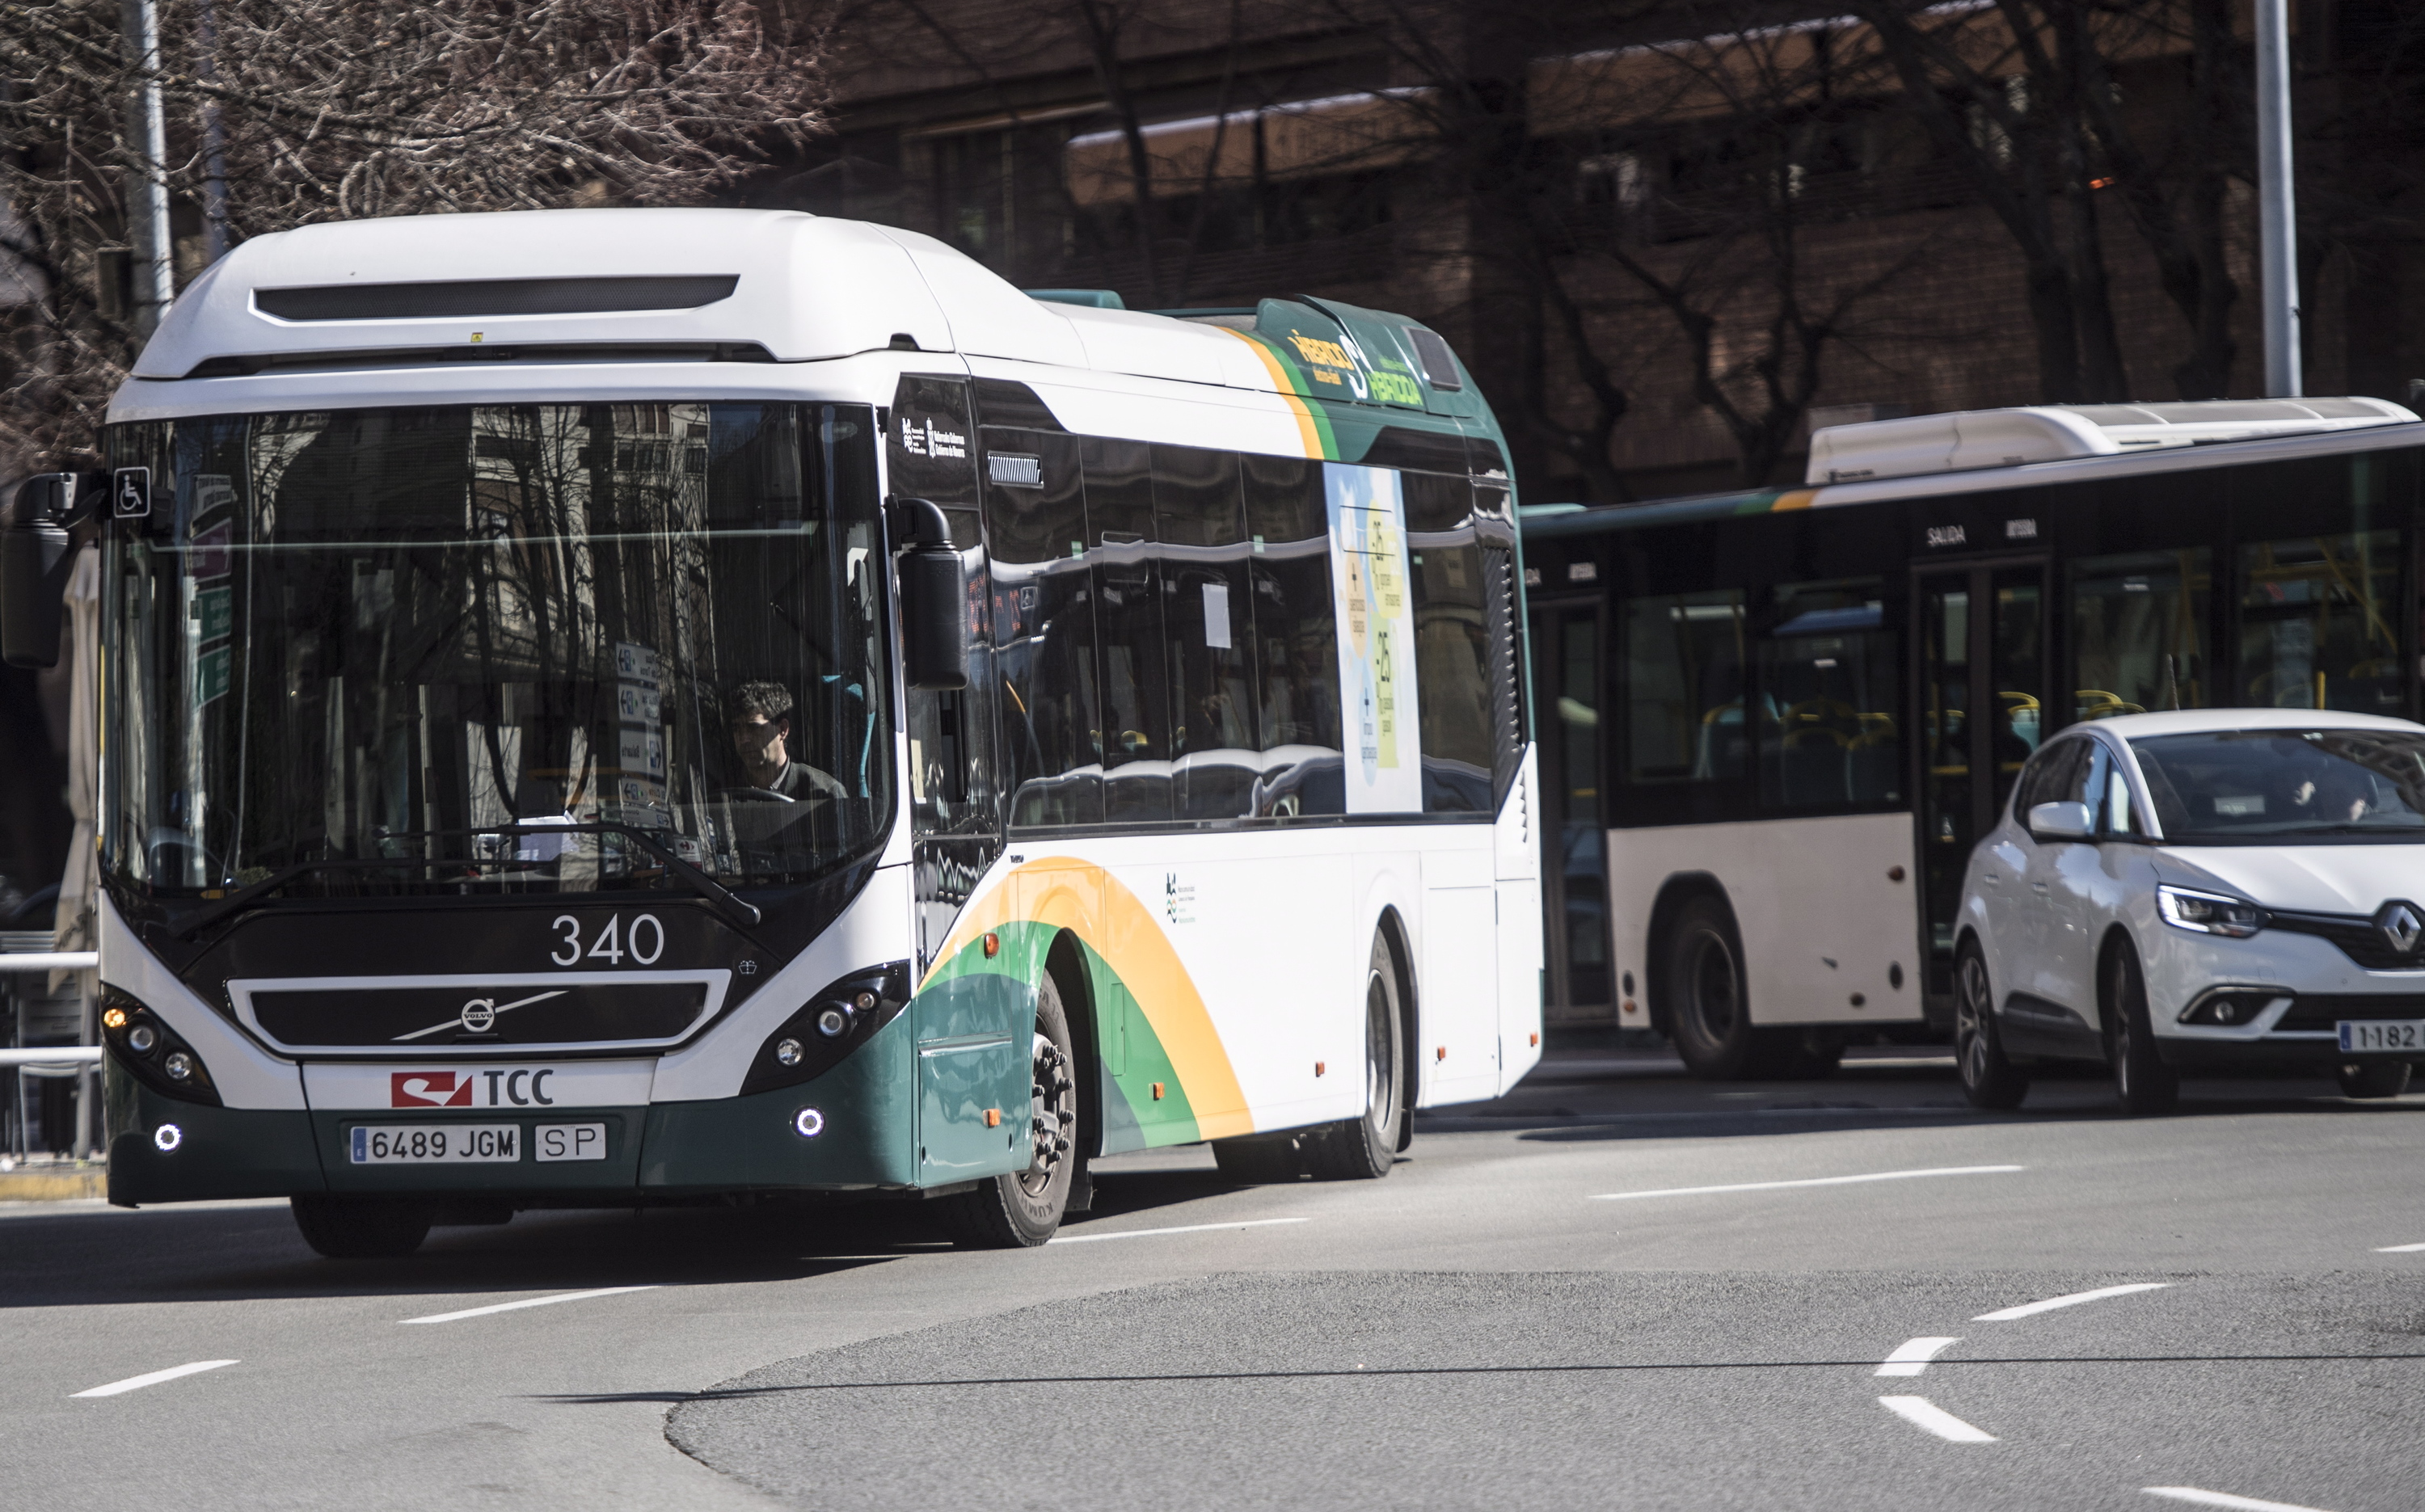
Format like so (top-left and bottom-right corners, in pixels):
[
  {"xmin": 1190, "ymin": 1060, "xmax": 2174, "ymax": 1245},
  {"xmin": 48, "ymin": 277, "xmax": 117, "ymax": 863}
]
[
  {"xmin": 1082, "ymin": 437, "xmax": 1174, "ymax": 824},
  {"xmin": 1151, "ymin": 444, "xmax": 1261, "ymax": 820},
  {"xmin": 1756, "ymin": 579, "xmax": 1899, "ymax": 811},
  {"xmin": 1242, "ymin": 453, "xmax": 1344, "ymax": 816},
  {"xmin": 1404, "ymin": 470, "xmax": 1493, "ymax": 813},
  {"xmin": 984, "ymin": 430, "xmax": 1103, "ymax": 828},
  {"xmin": 1624, "ymin": 590, "xmax": 1747, "ymax": 786}
]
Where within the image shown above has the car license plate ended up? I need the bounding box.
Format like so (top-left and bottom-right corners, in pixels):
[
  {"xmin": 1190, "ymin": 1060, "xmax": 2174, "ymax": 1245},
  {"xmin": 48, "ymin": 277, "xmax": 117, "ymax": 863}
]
[
  {"xmin": 349, "ymin": 1124, "xmax": 520, "ymax": 1164},
  {"xmin": 2337, "ymin": 1021, "xmax": 2425, "ymax": 1053}
]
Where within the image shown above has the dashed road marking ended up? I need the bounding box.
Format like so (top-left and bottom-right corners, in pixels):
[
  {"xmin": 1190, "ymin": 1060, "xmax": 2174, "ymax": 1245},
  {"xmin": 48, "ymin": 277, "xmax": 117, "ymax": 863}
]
[
  {"xmin": 1877, "ymin": 1394, "xmax": 1997, "ymax": 1443},
  {"xmin": 2374, "ymin": 1241, "xmax": 2425, "ymax": 1253},
  {"xmin": 1049, "ymin": 1218, "xmax": 1308, "ymax": 1245},
  {"xmin": 1875, "ymin": 1337, "xmax": 1962, "ymax": 1376},
  {"xmin": 72, "ymin": 1360, "xmax": 238, "ymax": 1398},
  {"xmin": 1974, "ymin": 1282, "xmax": 2170, "ymax": 1320},
  {"xmin": 1591, "ymin": 1165, "xmax": 2023, "ymax": 1202},
  {"xmin": 2144, "ymin": 1487, "xmax": 2339, "ymax": 1511},
  {"xmin": 399, "ymin": 1285, "xmax": 658, "ymax": 1325}
]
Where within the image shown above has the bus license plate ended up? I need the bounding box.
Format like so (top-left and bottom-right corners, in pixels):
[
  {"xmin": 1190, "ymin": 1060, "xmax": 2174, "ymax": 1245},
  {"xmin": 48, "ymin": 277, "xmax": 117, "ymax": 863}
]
[
  {"xmin": 2338, "ymin": 1021, "xmax": 2425, "ymax": 1053},
  {"xmin": 349, "ymin": 1124, "xmax": 520, "ymax": 1164}
]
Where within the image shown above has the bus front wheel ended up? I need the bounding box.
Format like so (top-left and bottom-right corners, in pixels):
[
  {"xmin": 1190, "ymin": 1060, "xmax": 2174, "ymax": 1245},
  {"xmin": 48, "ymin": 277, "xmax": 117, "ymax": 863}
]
[
  {"xmin": 941, "ymin": 970, "xmax": 1080, "ymax": 1248},
  {"xmin": 1304, "ymin": 931, "xmax": 1406, "ymax": 1180},
  {"xmin": 1664, "ymin": 896, "xmax": 1758, "ymax": 1080},
  {"xmin": 291, "ymin": 1195, "xmax": 433, "ymax": 1259}
]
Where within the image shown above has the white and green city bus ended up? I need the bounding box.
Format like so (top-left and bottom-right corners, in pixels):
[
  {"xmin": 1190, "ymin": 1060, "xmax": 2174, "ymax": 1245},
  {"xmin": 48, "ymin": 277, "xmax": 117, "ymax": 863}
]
[
  {"xmin": 0, "ymin": 208, "xmax": 1540, "ymax": 1254},
  {"xmin": 1520, "ymin": 398, "xmax": 2422, "ymax": 1074}
]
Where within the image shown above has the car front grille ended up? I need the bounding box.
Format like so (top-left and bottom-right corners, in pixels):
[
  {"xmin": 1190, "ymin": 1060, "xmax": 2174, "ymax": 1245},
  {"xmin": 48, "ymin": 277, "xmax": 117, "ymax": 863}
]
[{"xmin": 2266, "ymin": 911, "xmax": 2425, "ymax": 971}]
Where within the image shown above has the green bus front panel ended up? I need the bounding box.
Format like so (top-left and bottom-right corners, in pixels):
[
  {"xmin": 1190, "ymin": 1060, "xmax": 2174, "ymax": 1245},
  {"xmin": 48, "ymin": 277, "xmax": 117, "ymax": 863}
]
[
  {"xmin": 642, "ymin": 1009, "xmax": 922, "ymax": 1191},
  {"xmin": 106, "ymin": 1061, "xmax": 324, "ymax": 1205}
]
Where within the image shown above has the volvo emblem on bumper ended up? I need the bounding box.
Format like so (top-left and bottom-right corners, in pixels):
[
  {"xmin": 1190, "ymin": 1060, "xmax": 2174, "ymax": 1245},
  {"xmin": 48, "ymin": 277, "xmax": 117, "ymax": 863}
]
[
  {"xmin": 394, "ymin": 988, "xmax": 565, "ymax": 1042},
  {"xmin": 2376, "ymin": 900, "xmax": 2423, "ymax": 954}
]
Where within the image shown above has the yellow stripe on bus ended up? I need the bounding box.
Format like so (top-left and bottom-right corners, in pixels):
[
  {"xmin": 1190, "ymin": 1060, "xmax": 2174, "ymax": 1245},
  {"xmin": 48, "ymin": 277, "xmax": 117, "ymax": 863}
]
[
  {"xmin": 1217, "ymin": 327, "xmax": 1325, "ymax": 460},
  {"xmin": 926, "ymin": 857, "xmax": 1255, "ymax": 1140}
]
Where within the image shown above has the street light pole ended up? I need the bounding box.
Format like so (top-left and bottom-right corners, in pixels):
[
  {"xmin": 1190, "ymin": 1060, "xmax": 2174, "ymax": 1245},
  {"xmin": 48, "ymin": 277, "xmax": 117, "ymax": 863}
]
[
  {"xmin": 119, "ymin": 0, "xmax": 174, "ymax": 337},
  {"xmin": 2254, "ymin": 0, "xmax": 2299, "ymax": 398}
]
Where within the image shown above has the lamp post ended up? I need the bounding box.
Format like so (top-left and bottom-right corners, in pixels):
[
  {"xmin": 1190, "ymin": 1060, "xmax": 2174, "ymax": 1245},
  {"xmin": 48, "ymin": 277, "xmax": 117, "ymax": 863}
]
[{"xmin": 2254, "ymin": 0, "xmax": 2299, "ymax": 398}]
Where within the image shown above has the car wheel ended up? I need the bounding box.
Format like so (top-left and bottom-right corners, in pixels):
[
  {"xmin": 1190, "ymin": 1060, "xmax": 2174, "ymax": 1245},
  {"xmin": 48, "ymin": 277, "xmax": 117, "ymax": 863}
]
[
  {"xmin": 2103, "ymin": 941, "xmax": 2178, "ymax": 1116},
  {"xmin": 1953, "ymin": 941, "xmax": 2029, "ymax": 1110},
  {"xmin": 1303, "ymin": 931, "xmax": 1406, "ymax": 1181},
  {"xmin": 2336, "ymin": 1061, "xmax": 2411, "ymax": 1099},
  {"xmin": 1665, "ymin": 895, "xmax": 1757, "ymax": 1080},
  {"xmin": 940, "ymin": 971, "xmax": 1078, "ymax": 1248}
]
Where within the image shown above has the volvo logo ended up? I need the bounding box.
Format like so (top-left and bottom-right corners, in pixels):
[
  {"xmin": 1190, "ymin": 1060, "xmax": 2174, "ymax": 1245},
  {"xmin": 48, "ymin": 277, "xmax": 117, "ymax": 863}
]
[
  {"xmin": 458, "ymin": 998, "xmax": 497, "ymax": 1034},
  {"xmin": 2377, "ymin": 901, "xmax": 2424, "ymax": 954}
]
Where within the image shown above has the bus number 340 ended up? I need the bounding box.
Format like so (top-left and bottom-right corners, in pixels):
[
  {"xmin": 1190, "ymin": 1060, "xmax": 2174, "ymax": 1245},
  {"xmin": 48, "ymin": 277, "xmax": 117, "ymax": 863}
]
[{"xmin": 550, "ymin": 914, "xmax": 666, "ymax": 967}]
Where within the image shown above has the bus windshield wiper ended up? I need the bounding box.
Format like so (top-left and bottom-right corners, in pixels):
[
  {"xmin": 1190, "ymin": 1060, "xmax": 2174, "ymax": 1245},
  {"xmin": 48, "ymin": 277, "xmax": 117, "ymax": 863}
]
[{"xmin": 169, "ymin": 823, "xmax": 761, "ymax": 940}]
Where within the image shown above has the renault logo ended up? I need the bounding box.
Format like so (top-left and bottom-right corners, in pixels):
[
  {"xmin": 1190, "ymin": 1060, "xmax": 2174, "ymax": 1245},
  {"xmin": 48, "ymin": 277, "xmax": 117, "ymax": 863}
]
[{"xmin": 2377, "ymin": 902, "xmax": 2424, "ymax": 954}]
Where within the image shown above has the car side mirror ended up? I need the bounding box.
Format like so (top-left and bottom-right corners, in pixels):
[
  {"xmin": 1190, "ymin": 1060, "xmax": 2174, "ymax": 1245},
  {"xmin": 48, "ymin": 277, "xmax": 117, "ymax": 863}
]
[
  {"xmin": 888, "ymin": 497, "xmax": 968, "ymax": 692},
  {"xmin": 2, "ymin": 473, "xmax": 83, "ymax": 670},
  {"xmin": 2027, "ymin": 800, "xmax": 2095, "ymax": 840}
]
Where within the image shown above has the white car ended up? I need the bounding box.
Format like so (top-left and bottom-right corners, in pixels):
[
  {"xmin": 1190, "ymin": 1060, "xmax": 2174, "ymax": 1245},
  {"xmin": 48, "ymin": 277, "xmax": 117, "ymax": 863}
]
[{"xmin": 1955, "ymin": 707, "xmax": 2425, "ymax": 1114}]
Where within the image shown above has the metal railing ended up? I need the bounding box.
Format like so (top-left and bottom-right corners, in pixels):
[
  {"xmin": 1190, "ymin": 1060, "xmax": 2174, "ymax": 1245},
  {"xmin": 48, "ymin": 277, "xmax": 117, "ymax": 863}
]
[{"xmin": 2, "ymin": 948, "xmax": 99, "ymax": 1161}]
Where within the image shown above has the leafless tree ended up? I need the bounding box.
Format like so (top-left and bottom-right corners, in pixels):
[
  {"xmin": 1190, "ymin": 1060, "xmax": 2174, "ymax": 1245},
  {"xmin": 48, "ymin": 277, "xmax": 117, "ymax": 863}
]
[{"xmin": 0, "ymin": 0, "xmax": 833, "ymax": 474}]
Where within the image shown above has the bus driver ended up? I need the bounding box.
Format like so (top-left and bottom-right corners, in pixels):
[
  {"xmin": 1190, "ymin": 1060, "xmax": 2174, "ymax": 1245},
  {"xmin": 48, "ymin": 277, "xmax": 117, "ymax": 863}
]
[{"xmin": 728, "ymin": 681, "xmax": 846, "ymax": 802}]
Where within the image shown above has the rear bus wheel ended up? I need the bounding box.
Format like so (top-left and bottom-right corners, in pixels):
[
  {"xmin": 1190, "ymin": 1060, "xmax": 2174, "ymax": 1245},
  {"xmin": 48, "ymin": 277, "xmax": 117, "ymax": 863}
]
[
  {"xmin": 1665, "ymin": 896, "xmax": 1758, "ymax": 1080},
  {"xmin": 1303, "ymin": 931, "xmax": 1406, "ymax": 1181},
  {"xmin": 941, "ymin": 971, "xmax": 1079, "ymax": 1249}
]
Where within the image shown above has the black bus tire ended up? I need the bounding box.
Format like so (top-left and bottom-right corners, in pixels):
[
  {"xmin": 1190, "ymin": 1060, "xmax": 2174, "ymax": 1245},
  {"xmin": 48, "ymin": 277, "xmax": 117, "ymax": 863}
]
[
  {"xmin": 291, "ymin": 1194, "xmax": 433, "ymax": 1258},
  {"xmin": 1212, "ymin": 1133, "xmax": 1303, "ymax": 1183},
  {"xmin": 1664, "ymin": 895, "xmax": 1758, "ymax": 1080},
  {"xmin": 942, "ymin": 971, "xmax": 1079, "ymax": 1249},
  {"xmin": 1304, "ymin": 930, "xmax": 1406, "ymax": 1181}
]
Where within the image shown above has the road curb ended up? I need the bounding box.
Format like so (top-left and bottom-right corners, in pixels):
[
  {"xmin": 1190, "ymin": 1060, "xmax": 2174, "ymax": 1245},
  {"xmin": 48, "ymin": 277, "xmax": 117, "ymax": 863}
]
[{"xmin": 0, "ymin": 1168, "xmax": 108, "ymax": 1202}]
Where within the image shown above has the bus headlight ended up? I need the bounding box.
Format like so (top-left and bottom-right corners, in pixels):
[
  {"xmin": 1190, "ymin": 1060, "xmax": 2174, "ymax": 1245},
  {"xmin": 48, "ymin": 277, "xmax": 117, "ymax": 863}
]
[
  {"xmin": 2157, "ymin": 885, "xmax": 2267, "ymax": 937},
  {"xmin": 98, "ymin": 992, "xmax": 221, "ymax": 1106}
]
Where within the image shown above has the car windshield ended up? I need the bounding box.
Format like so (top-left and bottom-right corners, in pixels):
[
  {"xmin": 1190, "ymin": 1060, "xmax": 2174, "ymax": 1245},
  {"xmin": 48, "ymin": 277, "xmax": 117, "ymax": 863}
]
[
  {"xmin": 2131, "ymin": 728, "xmax": 2425, "ymax": 843},
  {"xmin": 102, "ymin": 403, "xmax": 891, "ymax": 898}
]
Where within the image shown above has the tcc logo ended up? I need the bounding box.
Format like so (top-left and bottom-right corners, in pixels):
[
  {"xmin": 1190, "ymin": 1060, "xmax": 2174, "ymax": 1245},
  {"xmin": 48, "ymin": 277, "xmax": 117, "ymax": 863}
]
[{"xmin": 391, "ymin": 1071, "xmax": 472, "ymax": 1108}]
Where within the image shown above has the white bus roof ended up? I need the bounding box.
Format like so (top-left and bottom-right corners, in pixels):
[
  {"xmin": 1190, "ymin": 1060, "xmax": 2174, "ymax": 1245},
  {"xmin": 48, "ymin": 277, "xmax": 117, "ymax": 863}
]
[{"xmin": 1807, "ymin": 398, "xmax": 2419, "ymax": 486}]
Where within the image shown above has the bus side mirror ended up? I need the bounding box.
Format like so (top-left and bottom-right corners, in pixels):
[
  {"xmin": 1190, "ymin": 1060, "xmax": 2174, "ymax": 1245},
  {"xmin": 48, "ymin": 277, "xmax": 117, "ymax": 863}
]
[
  {"xmin": 2, "ymin": 473, "xmax": 81, "ymax": 670},
  {"xmin": 889, "ymin": 497, "xmax": 968, "ymax": 692}
]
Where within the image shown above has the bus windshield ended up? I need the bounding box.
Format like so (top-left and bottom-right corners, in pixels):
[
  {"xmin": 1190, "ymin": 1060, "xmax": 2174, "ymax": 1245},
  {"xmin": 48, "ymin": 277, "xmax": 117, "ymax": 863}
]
[
  {"xmin": 102, "ymin": 402, "xmax": 891, "ymax": 897},
  {"xmin": 2132, "ymin": 728, "xmax": 2425, "ymax": 843}
]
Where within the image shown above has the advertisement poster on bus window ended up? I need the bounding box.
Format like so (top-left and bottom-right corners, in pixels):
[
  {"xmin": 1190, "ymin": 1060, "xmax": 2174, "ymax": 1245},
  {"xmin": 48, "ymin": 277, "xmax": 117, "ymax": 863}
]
[{"xmin": 1324, "ymin": 462, "xmax": 1422, "ymax": 813}]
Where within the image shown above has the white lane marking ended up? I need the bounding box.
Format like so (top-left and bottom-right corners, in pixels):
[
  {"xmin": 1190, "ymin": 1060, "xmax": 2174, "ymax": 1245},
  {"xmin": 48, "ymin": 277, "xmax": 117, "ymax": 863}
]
[
  {"xmin": 399, "ymin": 1285, "xmax": 657, "ymax": 1325},
  {"xmin": 1049, "ymin": 1217, "xmax": 1308, "ymax": 1245},
  {"xmin": 1590, "ymin": 1165, "xmax": 2023, "ymax": 1201},
  {"xmin": 1877, "ymin": 1395, "xmax": 1997, "ymax": 1443},
  {"xmin": 1973, "ymin": 1282, "xmax": 2170, "ymax": 1320},
  {"xmin": 2375, "ymin": 1241, "xmax": 2425, "ymax": 1253},
  {"xmin": 2144, "ymin": 1487, "xmax": 2340, "ymax": 1512},
  {"xmin": 1875, "ymin": 1337, "xmax": 1962, "ymax": 1376},
  {"xmin": 72, "ymin": 1360, "xmax": 238, "ymax": 1397}
]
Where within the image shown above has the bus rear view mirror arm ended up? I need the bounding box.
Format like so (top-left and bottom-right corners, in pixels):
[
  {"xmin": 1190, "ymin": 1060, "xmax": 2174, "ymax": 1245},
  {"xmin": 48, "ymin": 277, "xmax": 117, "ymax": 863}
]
[
  {"xmin": 888, "ymin": 496, "xmax": 968, "ymax": 692},
  {"xmin": 2, "ymin": 472, "xmax": 96, "ymax": 671}
]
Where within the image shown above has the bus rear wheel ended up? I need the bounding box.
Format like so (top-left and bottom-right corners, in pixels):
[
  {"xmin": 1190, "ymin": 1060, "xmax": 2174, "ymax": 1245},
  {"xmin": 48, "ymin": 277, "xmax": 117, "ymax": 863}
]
[
  {"xmin": 941, "ymin": 970, "xmax": 1079, "ymax": 1249},
  {"xmin": 291, "ymin": 1194, "xmax": 433, "ymax": 1258},
  {"xmin": 1664, "ymin": 896, "xmax": 1758, "ymax": 1080},
  {"xmin": 1304, "ymin": 931, "xmax": 1406, "ymax": 1181}
]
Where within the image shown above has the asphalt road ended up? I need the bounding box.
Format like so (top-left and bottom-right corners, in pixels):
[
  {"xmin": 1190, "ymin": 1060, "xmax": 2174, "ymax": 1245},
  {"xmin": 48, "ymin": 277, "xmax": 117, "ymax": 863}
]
[{"xmin": 4, "ymin": 1047, "xmax": 2421, "ymax": 1511}]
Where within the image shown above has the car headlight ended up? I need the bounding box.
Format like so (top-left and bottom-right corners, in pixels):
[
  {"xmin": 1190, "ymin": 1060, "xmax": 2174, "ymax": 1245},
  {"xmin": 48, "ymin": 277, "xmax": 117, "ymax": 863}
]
[{"xmin": 2157, "ymin": 884, "xmax": 2267, "ymax": 938}]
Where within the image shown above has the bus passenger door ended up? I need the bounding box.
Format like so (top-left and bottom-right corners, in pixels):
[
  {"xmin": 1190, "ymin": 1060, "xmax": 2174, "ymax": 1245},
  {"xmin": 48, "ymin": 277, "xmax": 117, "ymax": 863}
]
[
  {"xmin": 1912, "ymin": 561, "xmax": 2049, "ymax": 1000},
  {"xmin": 1529, "ymin": 598, "xmax": 1610, "ymax": 1018}
]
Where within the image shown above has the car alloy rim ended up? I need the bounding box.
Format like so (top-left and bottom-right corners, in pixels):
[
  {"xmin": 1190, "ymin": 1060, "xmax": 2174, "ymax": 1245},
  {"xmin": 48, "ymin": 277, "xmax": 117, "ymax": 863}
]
[{"xmin": 1957, "ymin": 958, "xmax": 1990, "ymax": 1086}]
